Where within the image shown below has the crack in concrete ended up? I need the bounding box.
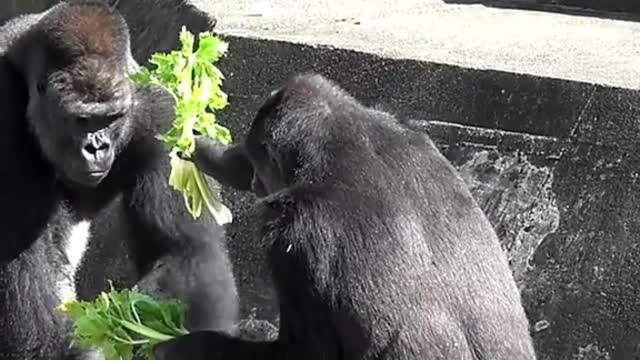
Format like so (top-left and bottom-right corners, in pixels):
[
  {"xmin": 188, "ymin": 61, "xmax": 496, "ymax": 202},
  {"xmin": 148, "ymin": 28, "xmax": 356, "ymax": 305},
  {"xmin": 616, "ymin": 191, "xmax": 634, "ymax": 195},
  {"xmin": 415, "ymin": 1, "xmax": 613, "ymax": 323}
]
[
  {"xmin": 408, "ymin": 119, "xmax": 563, "ymax": 143},
  {"xmin": 570, "ymin": 87, "xmax": 598, "ymax": 135}
]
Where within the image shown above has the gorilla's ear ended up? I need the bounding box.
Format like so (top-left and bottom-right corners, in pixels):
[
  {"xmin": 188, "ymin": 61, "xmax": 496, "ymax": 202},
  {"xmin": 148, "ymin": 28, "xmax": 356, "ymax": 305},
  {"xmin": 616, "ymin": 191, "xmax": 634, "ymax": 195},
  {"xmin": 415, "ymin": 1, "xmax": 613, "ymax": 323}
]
[{"xmin": 246, "ymin": 88, "xmax": 285, "ymax": 141}]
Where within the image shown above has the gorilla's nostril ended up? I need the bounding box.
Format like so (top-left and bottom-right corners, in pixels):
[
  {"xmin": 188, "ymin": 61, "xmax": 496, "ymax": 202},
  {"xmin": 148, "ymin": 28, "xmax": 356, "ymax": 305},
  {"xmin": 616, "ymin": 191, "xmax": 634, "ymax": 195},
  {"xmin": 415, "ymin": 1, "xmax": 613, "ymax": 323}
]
[
  {"xmin": 83, "ymin": 143, "xmax": 98, "ymax": 155},
  {"xmin": 83, "ymin": 135, "xmax": 111, "ymax": 157},
  {"xmin": 82, "ymin": 141, "xmax": 111, "ymax": 162}
]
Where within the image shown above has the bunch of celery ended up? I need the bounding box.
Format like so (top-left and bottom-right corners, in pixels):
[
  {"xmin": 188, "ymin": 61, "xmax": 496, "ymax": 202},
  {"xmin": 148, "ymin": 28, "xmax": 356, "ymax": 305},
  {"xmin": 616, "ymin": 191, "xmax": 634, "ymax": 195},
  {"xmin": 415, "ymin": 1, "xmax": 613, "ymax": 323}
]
[
  {"xmin": 130, "ymin": 27, "xmax": 233, "ymax": 224},
  {"xmin": 58, "ymin": 287, "xmax": 188, "ymax": 360}
]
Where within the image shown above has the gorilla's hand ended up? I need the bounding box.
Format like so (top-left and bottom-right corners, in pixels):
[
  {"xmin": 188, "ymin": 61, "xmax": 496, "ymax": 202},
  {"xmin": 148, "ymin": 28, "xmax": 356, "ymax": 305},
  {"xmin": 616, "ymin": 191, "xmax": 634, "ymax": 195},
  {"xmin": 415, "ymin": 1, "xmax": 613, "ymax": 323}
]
[
  {"xmin": 177, "ymin": 135, "xmax": 254, "ymax": 192},
  {"xmin": 176, "ymin": 135, "xmax": 233, "ymax": 178},
  {"xmin": 154, "ymin": 331, "xmax": 227, "ymax": 360},
  {"xmin": 177, "ymin": 135, "xmax": 228, "ymax": 165}
]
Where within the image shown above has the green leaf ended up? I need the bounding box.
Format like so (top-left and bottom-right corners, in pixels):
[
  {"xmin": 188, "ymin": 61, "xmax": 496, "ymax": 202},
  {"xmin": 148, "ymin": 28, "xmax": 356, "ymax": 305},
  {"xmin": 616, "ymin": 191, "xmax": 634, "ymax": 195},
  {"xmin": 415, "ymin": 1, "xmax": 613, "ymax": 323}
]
[
  {"xmin": 129, "ymin": 28, "xmax": 234, "ymax": 224},
  {"xmin": 59, "ymin": 287, "xmax": 190, "ymax": 360},
  {"xmin": 196, "ymin": 32, "xmax": 227, "ymax": 63}
]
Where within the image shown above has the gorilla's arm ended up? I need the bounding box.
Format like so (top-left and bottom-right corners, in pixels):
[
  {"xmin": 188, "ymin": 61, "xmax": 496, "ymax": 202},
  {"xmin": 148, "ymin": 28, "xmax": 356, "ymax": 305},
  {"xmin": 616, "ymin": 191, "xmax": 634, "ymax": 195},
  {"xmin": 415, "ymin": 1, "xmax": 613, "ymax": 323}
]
[
  {"xmin": 180, "ymin": 135, "xmax": 253, "ymax": 192},
  {"xmin": 153, "ymin": 216, "xmax": 333, "ymax": 360},
  {"xmin": 118, "ymin": 85, "xmax": 239, "ymax": 333},
  {"xmin": 122, "ymin": 163, "xmax": 239, "ymax": 333}
]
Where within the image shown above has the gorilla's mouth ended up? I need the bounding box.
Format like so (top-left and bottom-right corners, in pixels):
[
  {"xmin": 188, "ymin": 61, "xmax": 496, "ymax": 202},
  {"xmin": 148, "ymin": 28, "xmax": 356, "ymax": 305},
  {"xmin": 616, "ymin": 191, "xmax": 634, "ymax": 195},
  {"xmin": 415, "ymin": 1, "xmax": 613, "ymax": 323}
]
[
  {"xmin": 64, "ymin": 168, "xmax": 111, "ymax": 188},
  {"xmin": 67, "ymin": 147, "xmax": 116, "ymax": 187},
  {"xmin": 83, "ymin": 169, "xmax": 109, "ymax": 183},
  {"xmin": 87, "ymin": 170, "xmax": 107, "ymax": 179}
]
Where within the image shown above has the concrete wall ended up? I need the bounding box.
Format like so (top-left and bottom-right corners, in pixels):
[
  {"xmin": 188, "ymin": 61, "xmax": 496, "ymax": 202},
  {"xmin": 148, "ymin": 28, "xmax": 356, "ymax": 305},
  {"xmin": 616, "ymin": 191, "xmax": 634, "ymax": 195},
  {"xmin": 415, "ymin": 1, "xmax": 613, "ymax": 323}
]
[
  {"xmin": 4, "ymin": 1, "xmax": 640, "ymax": 360},
  {"xmin": 214, "ymin": 37, "xmax": 640, "ymax": 360}
]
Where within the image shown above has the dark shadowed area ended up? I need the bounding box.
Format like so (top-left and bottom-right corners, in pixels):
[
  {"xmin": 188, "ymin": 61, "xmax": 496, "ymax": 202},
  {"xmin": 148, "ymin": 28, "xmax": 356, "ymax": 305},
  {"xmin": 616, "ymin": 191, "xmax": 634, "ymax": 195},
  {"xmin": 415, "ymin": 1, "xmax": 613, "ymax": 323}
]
[
  {"xmin": 443, "ymin": 0, "xmax": 640, "ymax": 21},
  {"xmin": 4, "ymin": 1, "xmax": 640, "ymax": 359}
]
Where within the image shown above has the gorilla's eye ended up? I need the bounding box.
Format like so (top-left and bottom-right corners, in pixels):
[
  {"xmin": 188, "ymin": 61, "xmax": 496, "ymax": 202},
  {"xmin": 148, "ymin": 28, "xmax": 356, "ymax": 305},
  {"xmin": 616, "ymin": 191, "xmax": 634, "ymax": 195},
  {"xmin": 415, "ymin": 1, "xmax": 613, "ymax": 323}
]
[
  {"xmin": 105, "ymin": 113, "xmax": 123, "ymax": 124},
  {"xmin": 36, "ymin": 79, "xmax": 47, "ymax": 95}
]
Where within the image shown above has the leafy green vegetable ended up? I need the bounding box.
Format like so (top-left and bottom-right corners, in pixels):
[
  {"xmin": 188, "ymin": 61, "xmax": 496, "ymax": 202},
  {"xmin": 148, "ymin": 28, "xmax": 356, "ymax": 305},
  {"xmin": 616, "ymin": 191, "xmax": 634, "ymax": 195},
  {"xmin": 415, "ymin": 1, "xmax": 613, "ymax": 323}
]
[
  {"xmin": 130, "ymin": 27, "xmax": 233, "ymax": 224},
  {"xmin": 58, "ymin": 286, "xmax": 188, "ymax": 360}
]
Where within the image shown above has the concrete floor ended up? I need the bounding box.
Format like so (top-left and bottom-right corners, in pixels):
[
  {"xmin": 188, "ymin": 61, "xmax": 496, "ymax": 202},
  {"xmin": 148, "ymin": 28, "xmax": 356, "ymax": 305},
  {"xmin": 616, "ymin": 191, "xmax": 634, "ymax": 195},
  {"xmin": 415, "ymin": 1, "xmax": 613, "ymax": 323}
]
[{"xmin": 192, "ymin": 0, "xmax": 640, "ymax": 89}]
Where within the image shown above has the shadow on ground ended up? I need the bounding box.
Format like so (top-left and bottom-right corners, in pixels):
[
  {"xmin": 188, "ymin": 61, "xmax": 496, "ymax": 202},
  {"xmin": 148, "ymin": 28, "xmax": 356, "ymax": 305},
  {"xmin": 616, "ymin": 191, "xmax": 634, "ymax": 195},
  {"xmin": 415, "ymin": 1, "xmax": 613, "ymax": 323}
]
[{"xmin": 443, "ymin": 0, "xmax": 640, "ymax": 22}]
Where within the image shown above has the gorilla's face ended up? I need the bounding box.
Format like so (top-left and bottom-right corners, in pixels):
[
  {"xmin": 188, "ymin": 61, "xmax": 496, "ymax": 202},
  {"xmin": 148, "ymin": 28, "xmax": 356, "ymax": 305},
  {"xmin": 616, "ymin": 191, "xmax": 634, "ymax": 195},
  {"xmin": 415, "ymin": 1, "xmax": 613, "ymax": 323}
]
[
  {"xmin": 245, "ymin": 135, "xmax": 287, "ymax": 198},
  {"xmin": 26, "ymin": 65, "xmax": 133, "ymax": 188}
]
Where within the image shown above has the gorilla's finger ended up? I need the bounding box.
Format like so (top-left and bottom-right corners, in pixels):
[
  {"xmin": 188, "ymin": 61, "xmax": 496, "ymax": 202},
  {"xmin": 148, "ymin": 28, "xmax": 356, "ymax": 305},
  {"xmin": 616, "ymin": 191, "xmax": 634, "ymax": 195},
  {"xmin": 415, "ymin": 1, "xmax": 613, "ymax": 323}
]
[
  {"xmin": 193, "ymin": 134, "xmax": 218, "ymax": 149},
  {"xmin": 192, "ymin": 135, "xmax": 229, "ymax": 162}
]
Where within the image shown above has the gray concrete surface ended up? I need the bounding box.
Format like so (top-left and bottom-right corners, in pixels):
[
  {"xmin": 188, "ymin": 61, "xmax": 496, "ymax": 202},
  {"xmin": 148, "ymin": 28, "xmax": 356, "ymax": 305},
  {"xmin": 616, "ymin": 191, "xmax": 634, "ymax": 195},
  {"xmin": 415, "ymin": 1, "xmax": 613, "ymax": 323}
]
[
  {"xmin": 4, "ymin": 1, "xmax": 640, "ymax": 360},
  {"xmin": 193, "ymin": 0, "xmax": 640, "ymax": 90}
]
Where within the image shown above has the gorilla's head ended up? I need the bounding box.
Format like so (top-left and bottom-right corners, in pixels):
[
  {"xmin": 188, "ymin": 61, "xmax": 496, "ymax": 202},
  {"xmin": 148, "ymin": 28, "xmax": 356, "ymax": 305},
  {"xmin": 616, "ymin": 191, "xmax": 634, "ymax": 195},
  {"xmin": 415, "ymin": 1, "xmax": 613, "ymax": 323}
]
[{"xmin": 15, "ymin": 1, "xmax": 136, "ymax": 188}]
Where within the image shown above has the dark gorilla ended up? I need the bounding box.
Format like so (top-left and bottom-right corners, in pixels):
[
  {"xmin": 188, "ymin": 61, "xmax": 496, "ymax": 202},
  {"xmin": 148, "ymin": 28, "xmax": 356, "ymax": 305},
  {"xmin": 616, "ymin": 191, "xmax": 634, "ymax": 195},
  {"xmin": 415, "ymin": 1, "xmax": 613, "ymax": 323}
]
[
  {"xmin": 154, "ymin": 73, "xmax": 537, "ymax": 360},
  {"xmin": 0, "ymin": 2, "xmax": 238, "ymax": 359}
]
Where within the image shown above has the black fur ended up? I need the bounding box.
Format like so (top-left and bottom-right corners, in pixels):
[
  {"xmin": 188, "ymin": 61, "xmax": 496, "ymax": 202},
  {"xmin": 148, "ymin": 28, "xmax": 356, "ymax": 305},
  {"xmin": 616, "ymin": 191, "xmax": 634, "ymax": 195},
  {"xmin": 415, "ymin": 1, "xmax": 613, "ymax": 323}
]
[
  {"xmin": 180, "ymin": 136, "xmax": 253, "ymax": 192},
  {"xmin": 157, "ymin": 73, "xmax": 537, "ymax": 360},
  {"xmin": 0, "ymin": 2, "xmax": 238, "ymax": 359}
]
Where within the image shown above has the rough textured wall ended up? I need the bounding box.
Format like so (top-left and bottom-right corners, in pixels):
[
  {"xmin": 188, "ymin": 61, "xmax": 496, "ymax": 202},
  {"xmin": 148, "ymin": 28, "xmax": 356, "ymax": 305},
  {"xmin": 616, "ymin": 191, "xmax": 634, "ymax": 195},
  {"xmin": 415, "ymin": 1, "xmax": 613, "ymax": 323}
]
[
  {"xmin": 211, "ymin": 36, "xmax": 640, "ymax": 360},
  {"xmin": 4, "ymin": 2, "xmax": 640, "ymax": 359}
]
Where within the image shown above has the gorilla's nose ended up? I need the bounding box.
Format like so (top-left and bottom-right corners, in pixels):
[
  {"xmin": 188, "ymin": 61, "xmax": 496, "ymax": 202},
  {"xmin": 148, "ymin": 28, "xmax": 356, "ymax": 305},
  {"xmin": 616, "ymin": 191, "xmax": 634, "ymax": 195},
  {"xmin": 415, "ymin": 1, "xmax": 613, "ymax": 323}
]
[{"xmin": 81, "ymin": 134, "xmax": 112, "ymax": 164}]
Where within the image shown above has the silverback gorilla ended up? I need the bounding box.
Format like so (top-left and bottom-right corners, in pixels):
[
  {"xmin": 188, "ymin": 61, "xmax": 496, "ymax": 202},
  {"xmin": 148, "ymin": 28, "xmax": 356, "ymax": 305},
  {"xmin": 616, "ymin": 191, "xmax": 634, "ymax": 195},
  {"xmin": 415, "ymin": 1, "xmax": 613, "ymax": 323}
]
[
  {"xmin": 154, "ymin": 74, "xmax": 537, "ymax": 360},
  {"xmin": 0, "ymin": 2, "xmax": 238, "ymax": 359}
]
